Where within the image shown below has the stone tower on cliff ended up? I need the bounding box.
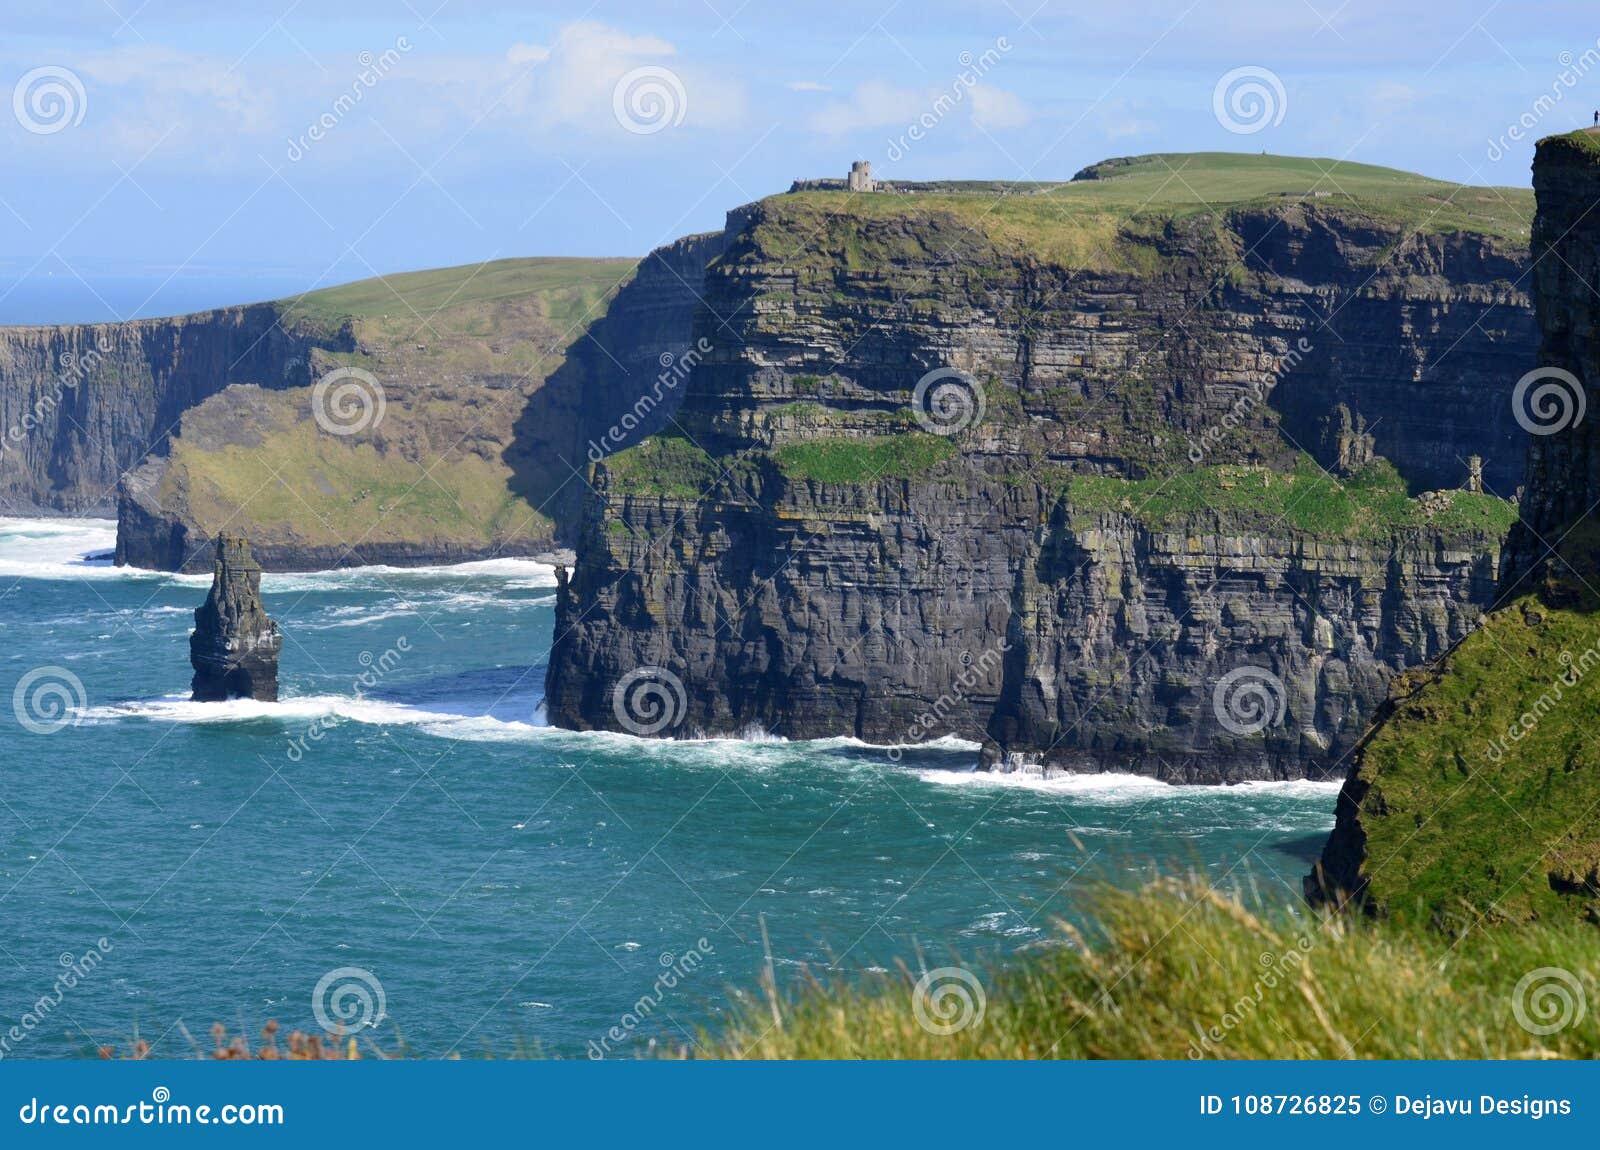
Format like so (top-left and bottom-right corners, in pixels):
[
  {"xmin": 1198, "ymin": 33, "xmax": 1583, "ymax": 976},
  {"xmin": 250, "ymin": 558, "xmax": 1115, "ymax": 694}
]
[{"xmin": 190, "ymin": 535, "xmax": 281, "ymax": 702}]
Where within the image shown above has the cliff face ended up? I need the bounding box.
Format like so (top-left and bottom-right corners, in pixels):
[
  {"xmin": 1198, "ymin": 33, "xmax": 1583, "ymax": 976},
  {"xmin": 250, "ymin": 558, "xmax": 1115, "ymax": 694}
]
[
  {"xmin": 507, "ymin": 231, "xmax": 727, "ymax": 534},
  {"xmin": 0, "ymin": 307, "xmax": 341, "ymax": 513},
  {"xmin": 546, "ymin": 170, "xmax": 1536, "ymax": 782},
  {"xmin": 550, "ymin": 472, "xmax": 1497, "ymax": 781},
  {"xmin": 1501, "ymin": 136, "xmax": 1600, "ymax": 590},
  {"xmin": 111, "ymin": 244, "xmax": 722, "ymax": 573},
  {"xmin": 1308, "ymin": 133, "xmax": 1600, "ymax": 920}
]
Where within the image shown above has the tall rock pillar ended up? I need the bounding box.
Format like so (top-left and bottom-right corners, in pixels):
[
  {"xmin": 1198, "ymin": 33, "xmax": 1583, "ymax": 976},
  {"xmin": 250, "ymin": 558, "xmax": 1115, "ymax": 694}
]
[{"xmin": 190, "ymin": 534, "xmax": 282, "ymax": 702}]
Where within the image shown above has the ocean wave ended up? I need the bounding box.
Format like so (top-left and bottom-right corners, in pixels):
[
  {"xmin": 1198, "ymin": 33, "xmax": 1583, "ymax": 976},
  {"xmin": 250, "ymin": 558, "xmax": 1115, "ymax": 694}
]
[
  {"xmin": 914, "ymin": 768, "xmax": 1168, "ymax": 796},
  {"xmin": 65, "ymin": 680, "xmax": 1347, "ymax": 802},
  {"xmin": 0, "ymin": 517, "xmax": 558, "ymax": 590},
  {"xmin": 79, "ymin": 693, "xmax": 540, "ymax": 738},
  {"xmin": 295, "ymin": 606, "xmax": 424, "ymax": 630},
  {"xmin": 912, "ymin": 767, "xmax": 1341, "ymax": 798},
  {"xmin": 260, "ymin": 559, "xmax": 557, "ymax": 594},
  {"xmin": 0, "ymin": 516, "xmax": 126, "ymax": 580}
]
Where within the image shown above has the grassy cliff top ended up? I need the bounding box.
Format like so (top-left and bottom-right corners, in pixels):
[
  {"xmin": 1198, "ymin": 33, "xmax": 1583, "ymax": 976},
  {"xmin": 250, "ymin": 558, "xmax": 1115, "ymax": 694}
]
[
  {"xmin": 277, "ymin": 256, "xmax": 635, "ymax": 343},
  {"xmin": 143, "ymin": 257, "xmax": 640, "ymax": 554},
  {"xmin": 1539, "ymin": 127, "xmax": 1600, "ymax": 163},
  {"xmin": 774, "ymin": 152, "xmax": 1533, "ymax": 262}
]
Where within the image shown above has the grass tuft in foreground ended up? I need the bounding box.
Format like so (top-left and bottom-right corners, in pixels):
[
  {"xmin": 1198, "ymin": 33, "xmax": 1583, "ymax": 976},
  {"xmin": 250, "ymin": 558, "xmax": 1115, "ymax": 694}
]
[{"xmin": 696, "ymin": 881, "xmax": 1600, "ymax": 1059}]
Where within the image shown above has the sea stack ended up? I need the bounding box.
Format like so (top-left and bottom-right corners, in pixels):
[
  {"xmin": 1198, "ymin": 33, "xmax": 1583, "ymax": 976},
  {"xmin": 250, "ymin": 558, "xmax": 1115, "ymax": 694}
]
[{"xmin": 190, "ymin": 534, "xmax": 281, "ymax": 702}]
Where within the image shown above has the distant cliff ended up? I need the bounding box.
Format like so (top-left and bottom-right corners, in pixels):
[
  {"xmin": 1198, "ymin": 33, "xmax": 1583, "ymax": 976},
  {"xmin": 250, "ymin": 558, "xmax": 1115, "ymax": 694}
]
[
  {"xmin": 0, "ymin": 243, "xmax": 714, "ymax": 575},
  {"xmin": 0, "ymin": 306, "xmax": 343, "ymax": 513},
  {"xmin": 546, "ymin": 153, "xmax": 1537, "ymax": 782},
  {"xmin": 1308, "ymin": 132, "xmax": 1600, "ymax": 923}
]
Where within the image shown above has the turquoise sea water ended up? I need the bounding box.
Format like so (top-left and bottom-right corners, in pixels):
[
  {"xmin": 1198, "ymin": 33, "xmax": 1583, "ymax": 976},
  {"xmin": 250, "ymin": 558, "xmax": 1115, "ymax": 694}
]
[{"xmin": 0, "ymin": 517, "xmax": 1339, "ymax": 1058}]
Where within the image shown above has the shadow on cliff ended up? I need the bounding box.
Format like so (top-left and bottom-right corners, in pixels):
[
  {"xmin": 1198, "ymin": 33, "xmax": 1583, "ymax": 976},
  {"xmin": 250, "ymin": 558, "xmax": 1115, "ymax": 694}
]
[{"xmin": 503, "ymin": 232, "xmax": 725, "ymax": 545}]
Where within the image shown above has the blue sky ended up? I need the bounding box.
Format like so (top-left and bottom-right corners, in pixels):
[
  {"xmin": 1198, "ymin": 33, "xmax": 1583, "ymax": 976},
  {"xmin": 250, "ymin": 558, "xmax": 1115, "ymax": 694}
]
[{"xmin": 0, "ymin": 1, "xmax": 1591, "ymax": 319}]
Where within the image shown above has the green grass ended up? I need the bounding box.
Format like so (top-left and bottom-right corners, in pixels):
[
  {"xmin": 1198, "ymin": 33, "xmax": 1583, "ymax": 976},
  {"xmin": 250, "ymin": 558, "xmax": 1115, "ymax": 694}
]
[
  {"xmin": 1544, "ymin": 129, "xmax": 1600, "ymax": 162},
  {"xmin": 772, "ymin": 433, "xmax": 958, "ymax": 483},
  {"xmin": 1067, "ymin": 455, "xmax": 1518, "ymax": 544},
  {"xmin": 1323, "ymin": 575, "xmax": 1600, "ymax": 930},
  {"xmin": 278, "ymin": 256, "xmax": 635, "ymax": 335},
  {"xmin": 696, "ymin": 880, "xmax": 1600, "ymax": 1059},
  {"xmin": 147, "ymin": 257, "xmax": 644, "ymax": 555},
  {"xmin": 603, "ymin": 435, "xmax": 723, "ymax": 499},
  {"xmin": 157, "ymin": 385, "xmax": 549, "ymax": 551},
  {"xmin": 772, "ymin": 153, "xmax": 1533, "ymax": 271}
]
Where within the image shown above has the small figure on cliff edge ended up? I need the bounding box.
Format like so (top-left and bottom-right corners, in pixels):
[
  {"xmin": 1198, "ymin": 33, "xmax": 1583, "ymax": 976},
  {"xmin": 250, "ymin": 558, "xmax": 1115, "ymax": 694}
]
[{"xmin": 190, "ymin": 534, "xmax": 282, "ymax": 702}]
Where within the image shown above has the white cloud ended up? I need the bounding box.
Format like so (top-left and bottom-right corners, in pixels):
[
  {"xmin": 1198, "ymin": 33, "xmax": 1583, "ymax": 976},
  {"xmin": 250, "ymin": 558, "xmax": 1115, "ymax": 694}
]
[
  {"xmin": 968, "ymin": 85, "xmax": 1029, "ymax": 131},
  {"xmin": 492, "ymin": 21, "xmax": 742, "ymax": 136},
  {"xmin": 74, "ymin": 44, "xmax": 275, "ymax": 134},
  {"xmin": 507, "ymin": 42, "xmax": 551, "ymax": 66},
  {"xmin": 4, "ymin": 19, "xmax": 748, "ymax": 177},
  {"xmin": 788, "ymin": 80, "xmax": 829, "ymax": 92},
  {"xmin": 809, "ymin": 81, "xmax": 926, "ymax": 134}
]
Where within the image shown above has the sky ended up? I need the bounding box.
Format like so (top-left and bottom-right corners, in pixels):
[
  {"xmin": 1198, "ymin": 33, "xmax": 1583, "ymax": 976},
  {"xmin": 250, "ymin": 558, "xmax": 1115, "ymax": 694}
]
[{"xmin": 0, "ymin": 0, "xmax": 1592, "ymax": 321}]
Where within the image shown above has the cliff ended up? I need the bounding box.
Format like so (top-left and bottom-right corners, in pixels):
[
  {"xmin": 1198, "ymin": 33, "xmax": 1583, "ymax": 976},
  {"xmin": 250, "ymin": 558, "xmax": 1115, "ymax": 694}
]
[
  {"xmin": 546, "ymin": 152, "xmax": 1536, "ymax": 782},
  {"xmin": 102, "ymin": 243, "xmax": 719, "ymax": 572},
  {"xmin": 1308, "ymin": 131, "xmax": 1600, "ymax": 924},
  {"xmin": 0, "ymin": 306, "xmax": 343, "ymax": 513}
]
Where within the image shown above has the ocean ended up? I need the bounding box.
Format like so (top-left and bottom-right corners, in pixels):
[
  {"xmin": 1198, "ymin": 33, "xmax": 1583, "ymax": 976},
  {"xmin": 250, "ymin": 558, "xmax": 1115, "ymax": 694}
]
[{"xmin": 0, "ymin": 516, "xmax": 1339, "ymax": 1058}]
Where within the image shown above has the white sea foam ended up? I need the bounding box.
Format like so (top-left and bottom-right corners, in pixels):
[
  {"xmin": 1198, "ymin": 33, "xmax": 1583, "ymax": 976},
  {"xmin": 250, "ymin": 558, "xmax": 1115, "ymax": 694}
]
[
  {"xmin": 260, "ymin": 559, "xmax": 557, "ymax": 594},
  {"xmin": 915, "ymin": 768, "xmax": 1166, "ymax": 795},
  {"xmin": 913, "ymin": 767, "xmax": 1341, "ymax": 799},
  {"xmin": 69, "ymin": 669, "xmax": 1344, "ymax": 804},
  {"xmin": 0, "ymin": 516, "xmax": 124, "ymax": 579},
  {"xmin": 0, "ymin": 516, "xmax": 559, "ymax": 591}
]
